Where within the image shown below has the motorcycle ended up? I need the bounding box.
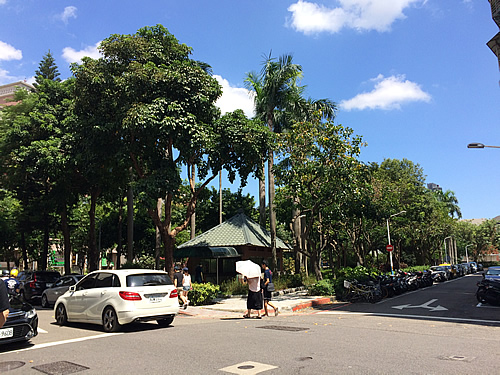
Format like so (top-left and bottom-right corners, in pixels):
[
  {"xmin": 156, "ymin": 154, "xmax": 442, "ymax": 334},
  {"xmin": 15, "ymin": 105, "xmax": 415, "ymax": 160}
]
[{"xmin": 476, "ymin": 278, "xmax": 500, "ymax": 306}]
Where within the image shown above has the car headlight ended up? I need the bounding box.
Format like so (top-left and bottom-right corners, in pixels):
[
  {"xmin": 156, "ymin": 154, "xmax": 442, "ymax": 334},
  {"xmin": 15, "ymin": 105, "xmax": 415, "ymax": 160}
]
[{"xmin": 25, "ymin": 309, "xmax": 36, "ymax": 319}]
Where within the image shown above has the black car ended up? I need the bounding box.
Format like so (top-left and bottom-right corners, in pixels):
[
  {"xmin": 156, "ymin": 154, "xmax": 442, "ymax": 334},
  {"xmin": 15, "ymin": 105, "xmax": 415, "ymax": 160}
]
[
  {"xmin": 20, "ymin": 271, "xmax": 61, "ymax": 303},
  {"xmin": 0, "ymin": 295, "xmax": 38, "ymax": 345}
]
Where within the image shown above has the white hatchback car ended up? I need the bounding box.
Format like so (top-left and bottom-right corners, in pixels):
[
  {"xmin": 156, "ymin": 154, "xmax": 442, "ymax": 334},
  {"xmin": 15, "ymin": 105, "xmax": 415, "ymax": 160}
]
[{"xmin": 54, "ymin": 269, "xmax": 179, "ymax": 332}]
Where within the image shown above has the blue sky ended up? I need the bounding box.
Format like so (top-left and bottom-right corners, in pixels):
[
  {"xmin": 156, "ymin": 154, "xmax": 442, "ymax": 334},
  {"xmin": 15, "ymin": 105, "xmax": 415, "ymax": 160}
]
[{"xmin": 0, "ymin": 0, "xmax": 499, "ymax": 220}]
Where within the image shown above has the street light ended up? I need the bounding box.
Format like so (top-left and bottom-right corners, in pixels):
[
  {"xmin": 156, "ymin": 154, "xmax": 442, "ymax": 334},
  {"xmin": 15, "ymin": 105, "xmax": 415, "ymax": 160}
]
[
  {"xmin": 465, "ymin": 244, "xmax": 472, "ymax": 263},
  {"xmin": 467, "ymin": 143, "xmax": 500, "ymax": 149},
  {"xmin": 386, "ymin": 210, "xmax": 406, "ymax": 275}
]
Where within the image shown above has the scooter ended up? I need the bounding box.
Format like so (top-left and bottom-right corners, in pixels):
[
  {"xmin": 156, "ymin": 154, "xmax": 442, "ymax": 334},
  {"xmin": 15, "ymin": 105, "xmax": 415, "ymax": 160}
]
[{"xmin": 476, "ymin": 277, "xmax": 500, "ymax": 306}]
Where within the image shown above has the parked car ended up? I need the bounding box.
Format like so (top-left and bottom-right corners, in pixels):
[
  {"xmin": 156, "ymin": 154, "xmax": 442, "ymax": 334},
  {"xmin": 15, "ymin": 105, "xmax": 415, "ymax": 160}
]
[
  {"xmin": 439, "ymin": 264, "xmax": 455, "ymax": 279},
  {"xmin": 477, "ymin": 263, "xmax": 484, "ymax": 272},
  {"xmin": 41, "ymin": 274, "xmax": 84, "ymax": 308},
  {"xmin": 20, "ymin": 271, "xmax": 61, "ymax": 303},
  {"xmin": 0, "ymin": 295, "xmax": 38, "ymax": 345},
  {"xmin": 484, "ymin": 266, "xmax": 500, "ymax": 281},
  {"xmin": 430, "ymin": 266, "xmax": 450, "ymax": 282},
  {"xmin": 452, "ymin": 264, "xmax": 464, "ymax": 277},
  {"xmin": 54, "ymin": 269, "xmax": 179, "ymax": 332},
  {"xmin": 460, "ymin": 263, "xmax": 471, "ymax": 274}
]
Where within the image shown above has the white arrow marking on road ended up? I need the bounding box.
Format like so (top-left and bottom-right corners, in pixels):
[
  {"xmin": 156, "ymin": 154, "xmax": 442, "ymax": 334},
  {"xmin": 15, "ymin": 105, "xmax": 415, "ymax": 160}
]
[{"xmin": 392, "ymin": 299, "xmax": 448, "ymax": 312}]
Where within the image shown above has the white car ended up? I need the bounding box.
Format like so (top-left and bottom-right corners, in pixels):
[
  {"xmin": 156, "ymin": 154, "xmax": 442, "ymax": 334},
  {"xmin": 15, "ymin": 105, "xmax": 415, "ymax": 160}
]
[{"xmin": 54, "ymin": 269, "xmax": 179, "ymax": 332}]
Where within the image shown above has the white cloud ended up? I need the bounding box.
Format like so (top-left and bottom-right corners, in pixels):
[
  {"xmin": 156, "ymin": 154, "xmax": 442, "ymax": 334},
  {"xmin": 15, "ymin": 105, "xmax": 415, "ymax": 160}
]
[
  {"xmin": 287, "ymin": 0, "xmax": 424, "ymax": 34},
  {"xmin": 0, "ymin": 41, "xmax": 22, "ymax": 61},
  {"xmin": 60, "ymin": 6, "xmax": 77, "ymax": 24},
  {"xmin": 62, "ymin": 42, "xmax": 101, "ymax": 64},
  {"xmin": 340, "ymin": 74, "xmax": 431, "ymax": 111},
  {"xmin": 214, "ymin": 75, "xmax": 255, "ymax": 118},
  {"xmin": 0, "ymin": 0, "xmax": 7, "ymax": 5}
]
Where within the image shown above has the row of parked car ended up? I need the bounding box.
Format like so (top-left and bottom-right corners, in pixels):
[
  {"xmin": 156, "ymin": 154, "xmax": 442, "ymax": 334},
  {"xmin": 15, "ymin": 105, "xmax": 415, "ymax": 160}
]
[{"xmin": 429, "ymin": 261, "xmax": 482, "ymax": 282}]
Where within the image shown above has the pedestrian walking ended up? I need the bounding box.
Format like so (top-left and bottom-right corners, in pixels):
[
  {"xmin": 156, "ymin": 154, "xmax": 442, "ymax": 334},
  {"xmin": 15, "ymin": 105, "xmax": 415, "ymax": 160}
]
[
  {"xmin": 181, "ymin": 267, "xmax": 192, "ymax": 309},
  {"xmin": 243, "ymin": 276, "xmax": 263, "ymax": 319},
  {"xmin": 261, "ymin": 260, "xmax": 279, "ymax": 317},
  {"xmin": 0, "ymin": 280, "xmax": 9, "ymax": 328},
  {"xmin": 173, "ymin": 265, "xmax": 183, "ymax": 304}
]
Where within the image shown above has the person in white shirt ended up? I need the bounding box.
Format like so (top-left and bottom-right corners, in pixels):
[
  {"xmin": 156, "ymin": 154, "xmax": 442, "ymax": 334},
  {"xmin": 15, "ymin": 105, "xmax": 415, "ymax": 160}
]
[
  {"xmin": 181, "ymin": 267, "xmax": 192, "ymax": 309},
  {"xmin": 243, "ymin": 276, "xmax": 263, "ymax": 319}
]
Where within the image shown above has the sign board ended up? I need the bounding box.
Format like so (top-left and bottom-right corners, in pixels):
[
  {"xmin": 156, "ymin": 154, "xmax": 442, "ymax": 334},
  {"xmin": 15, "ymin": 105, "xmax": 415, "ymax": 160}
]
[{"xmin": 386, "ymin": 244, "xmax": 394, "ymax": 252}]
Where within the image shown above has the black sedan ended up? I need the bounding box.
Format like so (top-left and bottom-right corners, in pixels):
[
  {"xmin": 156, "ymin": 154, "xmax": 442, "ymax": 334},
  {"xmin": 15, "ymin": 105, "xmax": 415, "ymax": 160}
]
[{"xmin": 0, "ymin": 296, "xmax": 38, "ymax": 345}]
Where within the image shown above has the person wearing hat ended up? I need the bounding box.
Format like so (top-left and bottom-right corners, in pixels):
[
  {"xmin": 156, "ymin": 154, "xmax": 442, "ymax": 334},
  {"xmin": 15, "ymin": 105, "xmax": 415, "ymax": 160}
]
[
  {"xmin": 4, "ymin": 269, "xmax": 20, "ymax": 296},
  {"xmin": 181, "ymin": 267, "xmax": 192, "ymax": 309}
]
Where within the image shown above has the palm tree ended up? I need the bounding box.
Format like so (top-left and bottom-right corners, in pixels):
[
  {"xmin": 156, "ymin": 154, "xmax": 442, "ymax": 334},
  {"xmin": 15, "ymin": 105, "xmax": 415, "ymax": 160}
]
[{"xmin": 245, "ymin": 53, "xmax": 337, "ymax": 269}]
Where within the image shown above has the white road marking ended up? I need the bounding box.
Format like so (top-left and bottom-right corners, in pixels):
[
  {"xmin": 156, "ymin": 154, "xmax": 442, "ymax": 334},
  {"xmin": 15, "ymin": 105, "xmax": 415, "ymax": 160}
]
[
  {"xmin": 220, "ymin": 361, "xmax": 278, "ymax": 375},
  {"xmin": 0, "ymin": 333, "xmax": 122, "ymax": 355},
  {"xmin": 318, "ymin": 310, "xmax": 500, "ymax": 325},
  {"xmin": 37, "ymin": 327, "xmax": 48, "ymax": 333},
  {"xmin": 392, "ymin": 299, "xmax": 448, "ymax": 312}
]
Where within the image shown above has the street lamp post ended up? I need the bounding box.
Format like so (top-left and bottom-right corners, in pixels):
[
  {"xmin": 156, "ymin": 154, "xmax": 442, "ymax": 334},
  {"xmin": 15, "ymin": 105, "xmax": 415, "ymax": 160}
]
[
  {"xmin": 467, "ymin": 143, "xmax": 500, "ymax": 149},
  {"xmin": 465, "ymin": 244, "xmax": 472, "ymax": 263},
  {"xmin": 387, "ymin": 210, "xmax": 406, "ymax": 275}
]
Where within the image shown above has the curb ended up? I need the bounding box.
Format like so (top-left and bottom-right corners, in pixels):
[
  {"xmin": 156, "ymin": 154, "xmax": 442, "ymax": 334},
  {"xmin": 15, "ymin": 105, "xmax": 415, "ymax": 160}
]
[{"xmin": 291, "ymin": 296, "xmax": 335, "ymax": 312}]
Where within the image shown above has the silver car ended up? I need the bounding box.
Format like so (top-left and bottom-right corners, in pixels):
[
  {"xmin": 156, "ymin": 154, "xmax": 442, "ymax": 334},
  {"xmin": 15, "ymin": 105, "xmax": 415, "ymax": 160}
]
[{"xmin": 41, "ymin": 275, "xmax": 84, "ymax": 308}]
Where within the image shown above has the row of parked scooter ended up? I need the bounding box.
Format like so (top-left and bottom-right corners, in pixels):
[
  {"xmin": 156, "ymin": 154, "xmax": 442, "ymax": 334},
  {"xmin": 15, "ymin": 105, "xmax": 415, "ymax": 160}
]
[{"xmin": 344, "ymin": 264, "xmax": 481, "ymax": 303}]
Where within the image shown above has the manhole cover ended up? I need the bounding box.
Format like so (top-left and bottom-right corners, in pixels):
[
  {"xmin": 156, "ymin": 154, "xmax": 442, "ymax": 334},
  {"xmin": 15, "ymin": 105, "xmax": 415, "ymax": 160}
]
[
  {"xmin": 32, "ymin": 361, "xmax": 89, "ymax": 375},
  {"xmin": 237, "ymin": 365, "xmax": 255, "ymax": 369},
  {"xmin": 0, "ymin": 361, "xmax": 25, "ymax": 372},
  {"xmin": 257, "ymin": 325, "xmax": 308, "ymax": 332}
]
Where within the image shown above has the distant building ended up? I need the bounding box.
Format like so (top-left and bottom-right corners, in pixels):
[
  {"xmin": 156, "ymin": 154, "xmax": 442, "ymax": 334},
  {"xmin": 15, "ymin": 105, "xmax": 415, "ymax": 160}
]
[
  {"xmin": 487, "ymin": 0, "xmax": 500, "ymax": 73},
  {"xmin": 0, "ymin": 81, "xmax": 35, "ymax": 109},
  {"xmin": 427, "ymin": 183, "xmax": 442, "ymax": 192}
]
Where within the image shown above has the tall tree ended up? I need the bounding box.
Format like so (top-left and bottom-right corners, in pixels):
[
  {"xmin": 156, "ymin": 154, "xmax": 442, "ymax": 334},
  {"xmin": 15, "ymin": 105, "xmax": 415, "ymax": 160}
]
[
  {"xmin": 73, "ymin": 25, "xmax": 268, "ymax": 275},
  {"xmin": 34, "ymin": 50, "xmax": 61, "ymax": 85},
  {"xmin": 245, "ymin": 53, "xmax": 336, "ymax": 270}
]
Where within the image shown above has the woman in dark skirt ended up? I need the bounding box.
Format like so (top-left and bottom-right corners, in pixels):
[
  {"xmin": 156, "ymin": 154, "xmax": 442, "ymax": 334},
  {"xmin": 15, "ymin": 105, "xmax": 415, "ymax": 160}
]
[{"xmin": 243, "ymin": 276, "xmax": 263, "ymax": 319}]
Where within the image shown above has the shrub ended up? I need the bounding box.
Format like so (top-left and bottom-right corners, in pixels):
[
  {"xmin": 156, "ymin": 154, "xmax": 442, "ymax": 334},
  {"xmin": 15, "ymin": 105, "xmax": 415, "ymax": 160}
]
[
  {"xmin": 308, "ymin": 279, "xmax": 335, "ymax": 296},
  {"xmin": 189, "ymin": 283, "xmax": 220, "ymax": 306},
  {"xmin": 220, "ymin": 277, "xmax": 248, "ymax": 296}
]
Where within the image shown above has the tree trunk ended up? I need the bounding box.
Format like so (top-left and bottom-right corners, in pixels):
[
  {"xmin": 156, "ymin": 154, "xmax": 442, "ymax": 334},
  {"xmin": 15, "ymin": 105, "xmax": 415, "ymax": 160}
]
[
  {"xmin": 127, "ymin": 184, "xmax": 134, "ymax": 262},
  {"xmin": 155, "ymin": 198, "xmax": 162, "ymax": 270},
  {"xmin": 88, "ymin": 187, "xmax": 100, "ymax": 271},
  {"xmin": 116, "ymin": 195, "xmax": 123, "ymax": 269},
  {"xmin": 61, "ymin": 205, "xmax": 72, "ymax": 275},
  {"xmin": 292, "ymin": 204, "xmax": 301, "ymax": 275},
  {"xmin": 41, "ymin": 214, "xmax": 49, "ymax": 271},
  {"xmin": 310, "ymin": 249, "xmax": 323, "ymax": 281},
  {"xmin": 268, "ymin": 150, "xmax": 277, "ymax": 271},
  {"xmin": 190, "ymin": 164, "xmax": 196, "ymax": 239},
  {"xmin": 20, "ymin": 231, "xmax": 28, "ymax": 270},
  {"xmin": 259, "ymin": 163, "xmax": 266, "ymax": 227}
]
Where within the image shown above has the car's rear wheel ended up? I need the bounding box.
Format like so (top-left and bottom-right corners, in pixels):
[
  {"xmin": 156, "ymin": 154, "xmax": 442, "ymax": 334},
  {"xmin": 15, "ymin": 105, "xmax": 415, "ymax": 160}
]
[
  {"xmin": 157, "ymin": 316, "xmax": 174, "ymax": 327},
  {"xmin": 41, "ymin": 294, "xmax": 50, "ymax": 308},
  {"xmin": 103, "ymin": 306, "xmax": 121, "ymax": 333},
  {"xmin": 55, "ymin": 304, "xmax": 67, "ymax": 326}
]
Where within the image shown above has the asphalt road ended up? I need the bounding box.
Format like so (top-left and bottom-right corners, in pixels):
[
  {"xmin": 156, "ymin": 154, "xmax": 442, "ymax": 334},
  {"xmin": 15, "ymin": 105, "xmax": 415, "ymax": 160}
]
[{"xmin": 0, "ymin": 272, "xmax": 498, "ymax": 375}]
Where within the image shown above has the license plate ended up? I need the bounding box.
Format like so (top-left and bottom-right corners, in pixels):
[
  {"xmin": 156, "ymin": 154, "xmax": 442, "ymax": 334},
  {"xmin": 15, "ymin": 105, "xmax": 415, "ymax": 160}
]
[
  {"xmin": 149, "ymin": 297, "xmax": 162, "ymax": 303},
  {"xmin": 0, "ymin": 328, "xmax": 13, "ymax": 338}
]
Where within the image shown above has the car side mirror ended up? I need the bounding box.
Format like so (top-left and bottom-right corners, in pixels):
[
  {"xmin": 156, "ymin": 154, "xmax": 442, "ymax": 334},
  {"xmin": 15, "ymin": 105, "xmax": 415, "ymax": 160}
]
[
  {"xmin": 69, "ymin": 285, "xmax": 76, "ymax": 292},
  {"xmin": 482, "ymin": 272, "xmax": 485, "ymax": 279}
]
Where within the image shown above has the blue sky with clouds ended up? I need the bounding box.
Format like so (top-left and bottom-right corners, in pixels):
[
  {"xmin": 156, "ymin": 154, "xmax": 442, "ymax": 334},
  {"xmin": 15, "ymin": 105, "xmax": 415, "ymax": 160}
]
[{"xmin": 0, "ymin": 0, "xmax": 499, "ymax": 220}]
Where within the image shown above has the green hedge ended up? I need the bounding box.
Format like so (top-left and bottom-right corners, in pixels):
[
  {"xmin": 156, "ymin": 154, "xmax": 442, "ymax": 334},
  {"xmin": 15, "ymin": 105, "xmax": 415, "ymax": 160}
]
[{"xmin": 189, "ymin": 282, "xmax": 220, "ymax": 306}]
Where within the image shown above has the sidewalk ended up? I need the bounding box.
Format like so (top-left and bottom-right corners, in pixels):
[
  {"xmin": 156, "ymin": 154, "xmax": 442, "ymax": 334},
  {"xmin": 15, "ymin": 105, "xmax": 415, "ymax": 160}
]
[{"xmin": 178, "ymin": 290, "xmax": 335, "ymax": 318}]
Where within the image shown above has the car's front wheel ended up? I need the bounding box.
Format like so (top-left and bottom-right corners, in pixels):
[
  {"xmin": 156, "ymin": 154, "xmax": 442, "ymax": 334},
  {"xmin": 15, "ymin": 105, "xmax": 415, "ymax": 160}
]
[
  {"xmin": 102, "ymin": 307, "xmax": 121, "ymax": 333},
  {"xmin": 157, "ymin": 316, "xmax": 174, "ymax": 327},
  {"xmin": 41, "ymin": 294, "xmax": 50, "ymax": 308},
  {"xmin": 55, "ymin": 304, "xmax": 67, "ymax": 326}
]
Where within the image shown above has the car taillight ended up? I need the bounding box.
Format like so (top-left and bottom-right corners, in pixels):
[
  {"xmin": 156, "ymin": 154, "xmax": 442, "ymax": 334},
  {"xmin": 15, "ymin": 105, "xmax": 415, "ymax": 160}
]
[
  {"xmin": 169, "ymin": 289, "xmax": 178, "ymax": 298},
  {"xmin": 29, "ymin": 281, "xmax": 36, "ymax": 288},
  {"xmin": 119, "ymin": 291, "xmax": 142, "ymax": 301}
]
